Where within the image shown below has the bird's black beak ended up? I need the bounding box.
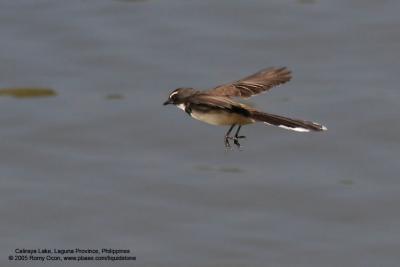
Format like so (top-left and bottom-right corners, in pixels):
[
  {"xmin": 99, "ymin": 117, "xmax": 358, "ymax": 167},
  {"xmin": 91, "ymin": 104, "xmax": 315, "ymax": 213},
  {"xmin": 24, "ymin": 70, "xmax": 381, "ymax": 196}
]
[{"xmin": 163, "ymin": 99, "xmax": 172, "ymax": 105}]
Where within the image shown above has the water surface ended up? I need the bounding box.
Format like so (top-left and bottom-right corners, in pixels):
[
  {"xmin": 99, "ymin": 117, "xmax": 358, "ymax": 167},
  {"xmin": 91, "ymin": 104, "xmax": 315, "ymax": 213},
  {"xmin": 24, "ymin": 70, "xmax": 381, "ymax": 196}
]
[{"xmin": 0, "ymin": 1, "xmax": 399, "ymax": 266}]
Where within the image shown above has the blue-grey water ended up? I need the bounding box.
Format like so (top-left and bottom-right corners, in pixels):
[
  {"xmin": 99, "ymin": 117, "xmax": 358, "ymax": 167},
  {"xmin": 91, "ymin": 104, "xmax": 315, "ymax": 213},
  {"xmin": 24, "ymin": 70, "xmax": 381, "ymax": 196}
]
[{"xmin": 1, "ymin": 1, "xmax": 399, "ymax": 266}]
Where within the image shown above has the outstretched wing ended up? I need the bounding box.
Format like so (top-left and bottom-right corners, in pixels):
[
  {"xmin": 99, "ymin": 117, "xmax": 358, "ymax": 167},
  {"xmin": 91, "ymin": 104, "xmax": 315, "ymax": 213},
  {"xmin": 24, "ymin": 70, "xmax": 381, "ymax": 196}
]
[
  {"xmin": 206, "ymin": 67, "xmax": 291, "ymax": 98},
  {"xmin": 186, "ymin": 94, "xmax": 252, "ymax": 116}
]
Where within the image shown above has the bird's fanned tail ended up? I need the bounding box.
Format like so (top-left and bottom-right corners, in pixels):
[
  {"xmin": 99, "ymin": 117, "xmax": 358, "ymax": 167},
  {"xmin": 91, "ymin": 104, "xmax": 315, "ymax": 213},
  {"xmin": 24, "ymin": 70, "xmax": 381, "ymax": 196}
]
[{"xmin": 250, "ymin": 110, "xmax": 327, "ymax": 132}]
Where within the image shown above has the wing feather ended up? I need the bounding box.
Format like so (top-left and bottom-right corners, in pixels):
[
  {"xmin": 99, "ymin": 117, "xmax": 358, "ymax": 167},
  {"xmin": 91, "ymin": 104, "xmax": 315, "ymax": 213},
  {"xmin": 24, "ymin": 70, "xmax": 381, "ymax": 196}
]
[
  {"xmin": 187, "ymin": 94, "xmax": 252, "ymax": 116},
  {"xmin": 207, "ymin": 67, "xmax": 292, "ymax": 98}
]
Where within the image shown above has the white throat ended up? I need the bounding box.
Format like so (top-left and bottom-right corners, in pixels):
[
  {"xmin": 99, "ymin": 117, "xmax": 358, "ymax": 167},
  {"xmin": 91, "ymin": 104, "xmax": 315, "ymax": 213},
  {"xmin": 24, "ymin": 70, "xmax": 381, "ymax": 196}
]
[{"xmin": 177, "ymin": 103, "xmax": 186, "ymax": 111}]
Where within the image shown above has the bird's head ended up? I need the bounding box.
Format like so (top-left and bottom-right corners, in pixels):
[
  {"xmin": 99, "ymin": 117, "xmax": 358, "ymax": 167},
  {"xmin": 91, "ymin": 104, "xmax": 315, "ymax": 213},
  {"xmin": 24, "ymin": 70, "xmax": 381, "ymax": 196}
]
[{"xmin": 163, "ymin": 88, "xmax": 195, "ymax": 106}]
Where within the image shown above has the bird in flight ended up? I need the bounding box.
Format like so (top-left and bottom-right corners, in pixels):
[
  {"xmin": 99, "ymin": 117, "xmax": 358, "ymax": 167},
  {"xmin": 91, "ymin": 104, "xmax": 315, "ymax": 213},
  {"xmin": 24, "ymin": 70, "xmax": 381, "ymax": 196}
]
[{"xmin": 163, "ymin": 67, "xmax": 327, "ymax": 148}]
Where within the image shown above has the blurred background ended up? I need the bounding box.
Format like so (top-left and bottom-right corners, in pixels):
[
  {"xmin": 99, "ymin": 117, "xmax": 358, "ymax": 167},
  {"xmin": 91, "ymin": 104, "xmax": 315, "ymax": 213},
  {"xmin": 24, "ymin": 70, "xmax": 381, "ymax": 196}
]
[{"xmin": 0, "ymin": 0, "xmax": 399, "ymax": 266}]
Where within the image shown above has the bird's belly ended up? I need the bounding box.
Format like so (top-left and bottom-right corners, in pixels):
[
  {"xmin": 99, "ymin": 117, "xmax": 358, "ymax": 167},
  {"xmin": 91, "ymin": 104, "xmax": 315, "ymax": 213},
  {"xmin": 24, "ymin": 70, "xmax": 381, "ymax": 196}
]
[{"xmin": 190, "ymin": 110, "xmax": 254, "ymax": 126}]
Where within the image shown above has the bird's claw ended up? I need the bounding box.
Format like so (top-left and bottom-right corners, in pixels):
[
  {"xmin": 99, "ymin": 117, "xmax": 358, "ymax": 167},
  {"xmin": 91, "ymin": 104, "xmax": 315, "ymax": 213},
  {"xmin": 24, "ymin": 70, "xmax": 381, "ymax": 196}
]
[
  {"xmin": 233, "ymin": 135, "xmax": 246, "ymax": 148},
  {"xmin": 224, "ymin": 136, "xmax": 233, "ymax": 148},
  {"xmin": 225, "ymin": 135, "xmax": 246, "ymax": 149},
  {"xmin": 233, "ymin": 138, "xmax": 241, "ymax": 148}
]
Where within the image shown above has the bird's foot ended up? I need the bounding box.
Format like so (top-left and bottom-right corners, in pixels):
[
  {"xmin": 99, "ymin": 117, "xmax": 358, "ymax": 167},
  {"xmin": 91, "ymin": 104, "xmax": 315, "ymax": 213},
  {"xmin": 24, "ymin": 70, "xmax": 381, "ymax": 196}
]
[
  {"xmin": 233, "ymin": 138, "xmax": 240, "ymax": 148},
  {"xmin": 224, "ymin": 136, "xmax": 234, "ymax": 148},
  {"xmin": 233, "ymin": 135, "xmax": 246, "ymax": 148},
  {"xmin": 233, "ymin": 137, "xmax": 242, "ymax": 148},
  {"xmin": 225, "ymin": 135, "xmax": 246, "ymax": 149}
]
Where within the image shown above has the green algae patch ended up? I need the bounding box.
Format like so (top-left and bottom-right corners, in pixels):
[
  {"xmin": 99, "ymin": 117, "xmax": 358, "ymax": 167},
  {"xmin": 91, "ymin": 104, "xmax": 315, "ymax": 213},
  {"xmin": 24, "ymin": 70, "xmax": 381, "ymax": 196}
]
[
  {"xmin": 339, "ymin": 179, "xmax": 354, "ymax": 186},
  {"xmin": 114, "ymin": 0, "xmax": 147, "ymax": 2},
  {"xmin": 105, "ymin": 94, "xmax": 124, "ymax": 100},
  {"xmin": 219, "ymin": 167, "xmax": 244, "ymax": 173},
  {"xmin": 0, "ymin": 88, "xmax": 57, "ymax": 98},
  {"xmin": 298, "ymin": 0, "xmax": 317, "ymax": 4}
]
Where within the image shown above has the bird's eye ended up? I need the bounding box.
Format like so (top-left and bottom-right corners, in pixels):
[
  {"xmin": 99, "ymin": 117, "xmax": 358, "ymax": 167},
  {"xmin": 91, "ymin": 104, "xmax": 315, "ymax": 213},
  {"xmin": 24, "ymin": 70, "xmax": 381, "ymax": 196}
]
[{"xmin": 169, "ymin": 90, "xmax": 179, "ymax": 101}]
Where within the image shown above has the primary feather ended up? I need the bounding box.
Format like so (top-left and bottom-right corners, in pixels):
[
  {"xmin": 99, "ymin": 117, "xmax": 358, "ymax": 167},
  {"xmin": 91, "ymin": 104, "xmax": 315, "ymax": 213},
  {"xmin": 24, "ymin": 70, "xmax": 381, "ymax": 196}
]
[{"xmin": 206, "ymin": 67, "xmax": 292, "ymax": 98}]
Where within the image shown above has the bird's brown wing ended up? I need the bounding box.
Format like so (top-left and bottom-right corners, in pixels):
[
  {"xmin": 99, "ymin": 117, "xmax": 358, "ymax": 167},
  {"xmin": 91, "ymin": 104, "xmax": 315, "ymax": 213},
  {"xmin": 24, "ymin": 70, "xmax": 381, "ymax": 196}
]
[
  {"xmin": 187, "ymin": 94, "xmax": 252, "ymax": 116},
  {"xmin": 206, "ymin": 67, "xmax": 292, "ymax": 98}
]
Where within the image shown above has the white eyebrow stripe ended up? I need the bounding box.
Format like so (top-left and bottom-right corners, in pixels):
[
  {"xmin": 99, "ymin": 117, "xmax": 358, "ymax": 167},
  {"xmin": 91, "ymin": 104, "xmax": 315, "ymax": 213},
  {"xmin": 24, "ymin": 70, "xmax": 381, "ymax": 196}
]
[{"xmin": 169, "ymin": 91, "xmax": 179, "ymax": 98}]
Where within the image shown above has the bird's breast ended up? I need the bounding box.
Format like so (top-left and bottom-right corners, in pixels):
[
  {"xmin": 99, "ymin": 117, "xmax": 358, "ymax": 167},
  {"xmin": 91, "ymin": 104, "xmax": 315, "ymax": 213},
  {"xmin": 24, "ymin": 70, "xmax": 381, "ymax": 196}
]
[{"xmin": 189, "ymin": 109, "xmax": 254, "ymax": 126}]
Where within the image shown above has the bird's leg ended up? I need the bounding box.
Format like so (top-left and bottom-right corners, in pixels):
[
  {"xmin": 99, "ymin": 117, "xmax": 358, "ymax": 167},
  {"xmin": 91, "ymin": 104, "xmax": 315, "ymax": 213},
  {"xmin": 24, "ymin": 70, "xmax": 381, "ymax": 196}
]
[
  {"xmin": 224, "ymin": 124, "xmax": 236, "ymax": 148},
  {"xmin": 233, "ymin": 125, "xmax": 246, "ymax": 147}
]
